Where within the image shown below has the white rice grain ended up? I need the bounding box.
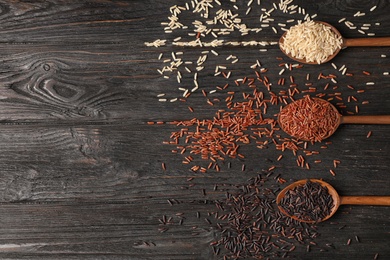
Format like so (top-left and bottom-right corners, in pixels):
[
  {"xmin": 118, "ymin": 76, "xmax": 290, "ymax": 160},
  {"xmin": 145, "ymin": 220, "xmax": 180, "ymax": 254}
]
[{"xmin": 338, "ymin": 18, "xmax": 346, "ymax": 23}]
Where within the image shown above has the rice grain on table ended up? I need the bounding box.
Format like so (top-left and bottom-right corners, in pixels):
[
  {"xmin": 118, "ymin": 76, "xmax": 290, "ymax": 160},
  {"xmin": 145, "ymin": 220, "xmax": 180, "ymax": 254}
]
[{"xmin": 338, "ymin": 18, "xmax": 346, "ymax": 23}]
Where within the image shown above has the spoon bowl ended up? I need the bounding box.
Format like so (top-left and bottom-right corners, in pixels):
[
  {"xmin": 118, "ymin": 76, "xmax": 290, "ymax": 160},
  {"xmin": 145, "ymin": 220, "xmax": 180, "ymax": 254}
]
[
  {"xmin": 277, "ymin": 96, "xmax": 390, "ymax": 141},
  {"xmin": 279, "ymin": 21, "xmax": 342, "ymax": 65},
  {"xmin": 279, "ymin": 21, "xmax": 390, "ymax": 64},
  {"xmin": 276, "ymin": 179, "xmax": 340, "ymax": 223},
  {"xmin": 276, "ymin": 179, "xmax": 390, "ymax": 224}
]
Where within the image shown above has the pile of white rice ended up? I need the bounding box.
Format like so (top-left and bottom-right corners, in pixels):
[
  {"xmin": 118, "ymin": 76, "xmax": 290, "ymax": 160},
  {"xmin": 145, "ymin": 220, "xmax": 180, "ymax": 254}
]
[{"xmin": 280, "ymin": 21, "xmax": 343, "ymax": 64}]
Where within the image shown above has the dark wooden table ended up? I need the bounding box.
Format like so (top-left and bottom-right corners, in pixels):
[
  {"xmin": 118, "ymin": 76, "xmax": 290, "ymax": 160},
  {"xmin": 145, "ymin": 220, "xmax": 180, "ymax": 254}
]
[{"xmin": 0, "ymin": 0, "xmax": 389, "ymax": 259}]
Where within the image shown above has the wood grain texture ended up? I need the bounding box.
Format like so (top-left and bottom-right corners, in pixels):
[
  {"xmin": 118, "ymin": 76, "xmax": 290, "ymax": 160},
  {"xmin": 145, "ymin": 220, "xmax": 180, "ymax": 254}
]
[{"xmin": 0, "ymin": 0, "xmax": 388, "ymax": 259}]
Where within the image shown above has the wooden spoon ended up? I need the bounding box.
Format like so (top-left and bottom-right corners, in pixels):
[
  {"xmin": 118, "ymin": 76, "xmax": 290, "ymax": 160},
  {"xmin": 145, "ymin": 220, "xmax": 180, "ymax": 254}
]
[
  {"xmin": 276, "ymin": 179, "xmax": 390, "ymax": 224},
  {"xmin": 279, "ymin": 21, "xmax": 390, "ymax": 64},
  {"xmin": 277, "ymin": 97, "xmax": 390, "ymax": 141}
]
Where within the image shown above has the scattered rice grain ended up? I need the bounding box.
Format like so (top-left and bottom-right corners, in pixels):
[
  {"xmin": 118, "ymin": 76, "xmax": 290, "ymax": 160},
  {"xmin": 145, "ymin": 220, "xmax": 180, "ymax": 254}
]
[{"xmin": 211, "ymin": 50, "xmax": 219, "ymax": 56}]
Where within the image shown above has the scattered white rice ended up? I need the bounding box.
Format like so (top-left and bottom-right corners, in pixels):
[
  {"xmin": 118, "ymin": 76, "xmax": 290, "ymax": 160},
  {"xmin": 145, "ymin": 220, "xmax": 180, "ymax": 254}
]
[
  {"xmin": 338, "ymin": 18, "xmax": 346, "ymax": 23},
  {"xmin": 144, "ymin": 39, "xmax": 167, "ymax": 47},
  {"xmin": 146, "ymin": 0, "xmax": 383, "ymax": 101}
]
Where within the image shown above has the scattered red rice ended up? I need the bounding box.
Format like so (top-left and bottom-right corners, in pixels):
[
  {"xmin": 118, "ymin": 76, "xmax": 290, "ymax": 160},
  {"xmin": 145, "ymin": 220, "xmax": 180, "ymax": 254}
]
[{"xmin": 151, "ymin": 46, "xmax": 375, "ymax": 176}]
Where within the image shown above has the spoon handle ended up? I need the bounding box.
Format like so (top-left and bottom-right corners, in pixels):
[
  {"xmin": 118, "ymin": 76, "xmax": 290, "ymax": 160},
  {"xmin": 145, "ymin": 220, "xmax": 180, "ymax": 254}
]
[
  {"xmin": 341, "ymin": 115, "xmax": 390, "ymax": 124},
  {"xmin": 340, "ymin": 196, "xmax": 390, "ymax": 206},
  {"xmin": 343, "ymin": 37, "xmax": 390, "ymax": 47}
]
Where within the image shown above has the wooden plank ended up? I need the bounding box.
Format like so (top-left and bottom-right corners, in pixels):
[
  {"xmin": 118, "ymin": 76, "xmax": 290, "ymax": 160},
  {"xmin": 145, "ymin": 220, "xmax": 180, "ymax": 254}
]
[
  {"xmin": 0, "ymin": 202, "xmax": 217, "ymax": 259},
  {"xmin": 0, "ymin": 43, "xmax": 150, "ymax": 121},
  {"xmin": 0, "ymin": 201, "xmax": 387, "ymax": 259},
  {"xmin": 0, "ymin": 0, "xmax": 387, "ymax": 44},
  {"xmin": 0, "ymin": 1, "xmax": 150, "ymax": 44},
  {"xmin": 0, "ymin": 123, "xmax": 387, "ymax": 201},
  {"xmin": 0, "ymin": 44, "xmax": 388, "ymax": 122}
]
